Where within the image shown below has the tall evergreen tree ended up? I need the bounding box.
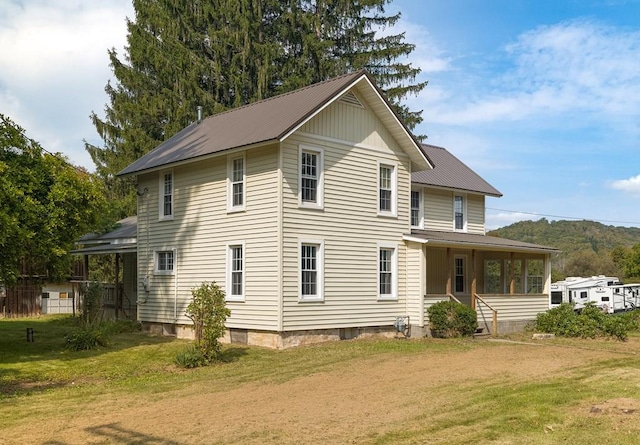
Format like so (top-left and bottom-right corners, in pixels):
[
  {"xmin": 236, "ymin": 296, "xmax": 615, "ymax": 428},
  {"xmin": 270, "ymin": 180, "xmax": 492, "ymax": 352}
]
[
  {"xmin": 88, "ymin": 0, "xmax": 426, "ymax": 216},
  {"xmin": 274, "ymin": 0, "xmax": 426, "ymax": 129}
]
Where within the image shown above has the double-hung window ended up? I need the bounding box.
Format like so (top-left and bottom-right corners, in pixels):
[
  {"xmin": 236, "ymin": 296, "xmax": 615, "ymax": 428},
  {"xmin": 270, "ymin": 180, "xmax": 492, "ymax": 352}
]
[
  {"xmin": 155, "ymin": 250, "xmax": 175, "ymax": 275},
  {"xmin": 227, "ymin": 155, "xmax": 245, "ymax": 212},
  {"xmin": 454, "ymin": 195, "xmax": 465, "ymax": 231},
  {"xmin": 411, "ymin": 190, "xmax": 422, "ymax": 228},
  {"xmin": 226, "ymin": 243, "xmax": 245, "ymax": 301},
  {"xmin": 299, "ymin": 146, "xmax": 323, "ymax": 208},
  {"xmin": 378, "ymin": 244, "xmax": 397, "ymax": 299},
  {"xmin": 160, "ymin": 171, "xmax": 173, "ymax": 220},
  {"xmin": 454, "ymin": 256, "xmax": 465, "ymax": 293},
  {"xmin": 299, "ymin": 240, "xmax": 323, "ymax": 301},
  {"xmin": 378, "ymin": 162, "xmax": 396, "ymax": 216}
]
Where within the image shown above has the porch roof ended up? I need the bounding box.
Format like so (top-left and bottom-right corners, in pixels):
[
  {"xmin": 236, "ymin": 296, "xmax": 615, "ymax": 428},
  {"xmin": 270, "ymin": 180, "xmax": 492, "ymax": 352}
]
[
  {"xmin": 404, "ymin": 229, "xmax": 559, "ymax": 254},
  {"xmin": 70, "ymin": 243, "xmax": 137, "ymax": 256}
]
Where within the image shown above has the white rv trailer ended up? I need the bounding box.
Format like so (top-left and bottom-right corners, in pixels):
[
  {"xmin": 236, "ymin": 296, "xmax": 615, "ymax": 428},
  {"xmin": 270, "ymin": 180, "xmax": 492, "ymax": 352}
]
[
  {"xmin": 550, "ymin": 275, "xmax": 640, "ymax": 313},
  {"xmin": 550, "ymin": 276, "xmax": 621, "ymax": 308}
]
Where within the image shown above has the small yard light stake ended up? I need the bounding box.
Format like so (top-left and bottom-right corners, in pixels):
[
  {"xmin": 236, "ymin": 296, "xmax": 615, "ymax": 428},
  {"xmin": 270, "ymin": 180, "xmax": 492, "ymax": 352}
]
[{"xmin": 26, "ymin": 327, "xmax": 34, "ymax": 342}]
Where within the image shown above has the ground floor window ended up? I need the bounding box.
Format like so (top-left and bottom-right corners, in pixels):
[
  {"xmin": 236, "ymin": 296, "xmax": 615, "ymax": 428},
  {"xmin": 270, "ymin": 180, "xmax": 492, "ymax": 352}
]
[
  {"xmin": 226, "ymin": 243, "xmax": 244, "ymax": 301},
  {"xmin": 454, "ymin": 256, "xmax": 465, "ymax": 293},
  {"xmin": 155, "ymin": 250, "xmax": 175, "ymax": 274},
  {"xmin": 378, "ymin": 245, "xmax": 397, "ymax": 299},
  {"xmin": 299, "ymin": 240, "xmax": 323, "ymax": 301}
]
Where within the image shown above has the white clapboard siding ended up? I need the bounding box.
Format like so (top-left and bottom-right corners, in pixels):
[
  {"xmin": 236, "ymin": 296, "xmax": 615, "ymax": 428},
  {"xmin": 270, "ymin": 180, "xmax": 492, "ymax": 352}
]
[
  {"xmin": 477, "ymin": 295, "xmax": 549, "ymax": 322},
  {"xmin": 405, "ymin": 241, "xmax": 424, "ymax": 325},
  {"xmin": 424, "ymin": 188, "xmax": 452, "ymax": 231},
  {"xmin": 467, "ymin": 194, "xmax": 485, "ymax": 234},
  {"xmin": 426, "ymin": 248, "xmax": 448, "ymax": 294},
  {"xmin": 280, "ymin": 93, "xmax": 412, "ymax": 330},
  {"xmin": 136, "ymin": 145, "xmax": 280, "ymax": 329}
]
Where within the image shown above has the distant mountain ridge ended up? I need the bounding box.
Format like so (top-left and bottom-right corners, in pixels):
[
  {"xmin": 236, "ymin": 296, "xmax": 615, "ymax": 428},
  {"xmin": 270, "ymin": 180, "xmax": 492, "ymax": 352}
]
[{"xmin": 488, "ymin": 219, "xmax": 640, "ymax": 255}]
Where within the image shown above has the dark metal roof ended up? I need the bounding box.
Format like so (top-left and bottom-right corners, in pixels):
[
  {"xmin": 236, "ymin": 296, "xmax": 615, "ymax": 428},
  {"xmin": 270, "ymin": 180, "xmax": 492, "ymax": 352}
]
[
  {"xmin": 406, "ymin": 229, "xmax": 558, "ymax": 253},
  {"xmin": 118, "ymin": 71, "xmax": 431, "ymax": 176},
  {"xmin": 70, "ymin": 243, "xmax": 137, "ymax": 256},
  {"xmin": 77, "ymin": 216, "xmax": 138, "ymax": 244},
  {"xmin": 74, "ymin": 216, "xmax": 137, "ymax": 255},
  {"xmin": 413, "ymin": 144, "xmax": 502, "ymax": 197}
]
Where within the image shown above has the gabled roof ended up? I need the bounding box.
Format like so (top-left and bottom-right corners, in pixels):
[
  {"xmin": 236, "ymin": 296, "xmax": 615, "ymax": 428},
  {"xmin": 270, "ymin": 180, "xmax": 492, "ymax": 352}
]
[
  {"xmin": 405, "ymin": 229, "xmax": 559, "ymax": 254},
  {"xmin": 119, "ymin": 71, "xmax": 432, "ymax": 176},
  {"xmin": 413, "ymin": 144, "xmax": 502, "ymax": 197}
]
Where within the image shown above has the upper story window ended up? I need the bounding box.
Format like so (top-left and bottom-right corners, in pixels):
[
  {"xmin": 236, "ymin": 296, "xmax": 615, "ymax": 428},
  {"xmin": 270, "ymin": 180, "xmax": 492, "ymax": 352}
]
[
  {"xmin": 378, "ymin": 162, "xmax": 397, "ymax": 217},
  {"xmin": 299, "ymin": 240, "xmax": 324, "ymax": 301},
  {"xmin": 299, "ymin": 146, "xmax": 323, "ymax": 208},
  {"xmin": 155, "ymin": 250, "xmax": 175, "ymax": 275},
  {"xmin": 227, "ymin": 154, "xmax": 245, "ymax": 212},
  {"xmin": 454, "ymin": 194, "xmax": 465, "ymax": 231},
  {"xmin": 411, "ymin": 189, "xmax": 422, "ymax": 228},
  {"xmin": 160, "ymin": 170, "xmax": 173, "ymax": 220},
  {"xmin": 226, "ymin": 243, "xmax": 245, "ymax": 301}
]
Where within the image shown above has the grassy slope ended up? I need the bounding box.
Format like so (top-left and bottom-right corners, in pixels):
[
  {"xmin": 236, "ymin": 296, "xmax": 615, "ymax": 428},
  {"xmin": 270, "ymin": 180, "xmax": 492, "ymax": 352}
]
[{"xmin": 2, "ymin": 316, "xmax": 640, "ymax": 444}]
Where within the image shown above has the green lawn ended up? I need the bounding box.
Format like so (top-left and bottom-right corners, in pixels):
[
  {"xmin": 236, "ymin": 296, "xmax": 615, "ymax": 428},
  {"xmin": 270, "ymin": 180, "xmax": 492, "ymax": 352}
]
[{"xmin": 2, "ymin": 315, "xmax": 640, "ymax": 444}]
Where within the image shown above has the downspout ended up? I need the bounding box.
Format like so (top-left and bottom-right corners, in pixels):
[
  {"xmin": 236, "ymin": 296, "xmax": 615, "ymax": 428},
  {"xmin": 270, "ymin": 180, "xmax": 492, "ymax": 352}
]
[{"xmin": 174, "ymin": 247, "xmax": 178, "ymax": 321}]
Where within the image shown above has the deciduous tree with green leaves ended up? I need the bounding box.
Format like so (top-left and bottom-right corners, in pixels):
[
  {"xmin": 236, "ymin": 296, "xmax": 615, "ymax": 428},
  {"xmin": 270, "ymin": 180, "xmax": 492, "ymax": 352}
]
[
  {"xmin": 87, "ymin": 0, "xmax": 426, "ymax": 216},
  {"xmin": 0, "ymin": 114, "xmax": 106, "ymax": 285}
]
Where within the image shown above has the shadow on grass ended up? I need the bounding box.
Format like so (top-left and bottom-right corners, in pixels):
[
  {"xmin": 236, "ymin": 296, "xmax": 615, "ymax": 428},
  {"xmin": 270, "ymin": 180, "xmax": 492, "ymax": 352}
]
[
  {"xmin": 0, "ymin": 315, "xmax": 178, "ymax": 365},
  {"xmin": 40, "ymin": 422, "xmax": 181, "ymax": 445},
  {"xmin": 219, "ymin": 346, "xmax": 249, "ymax": 363}
]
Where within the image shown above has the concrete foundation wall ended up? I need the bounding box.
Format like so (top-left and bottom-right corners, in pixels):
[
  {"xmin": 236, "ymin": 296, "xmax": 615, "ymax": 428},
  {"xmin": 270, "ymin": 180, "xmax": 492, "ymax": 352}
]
[{"xmin": 142, "ymin": 322, "xmax": 401, "ymax": 349}]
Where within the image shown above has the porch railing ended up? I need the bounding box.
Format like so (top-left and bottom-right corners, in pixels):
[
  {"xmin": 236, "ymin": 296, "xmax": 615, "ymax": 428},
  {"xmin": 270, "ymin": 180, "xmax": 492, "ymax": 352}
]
[{"xmin": 474, "ymin": 294, "xmax": 498, "ymax": 336}]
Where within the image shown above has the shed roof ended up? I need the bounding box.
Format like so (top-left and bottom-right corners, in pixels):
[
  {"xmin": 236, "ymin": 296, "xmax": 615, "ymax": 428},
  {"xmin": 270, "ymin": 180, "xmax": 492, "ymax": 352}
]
[
  {"xmin": 405, "ymin": 229, "xmax": 559, "ymax": 254},
  {"xmin": 118, "ymin": 71, "xmax": 432, "ymax": 176},
  {"xmin": 413, "ymin": 144, "xmax": 502, "ymax": 197},
  {"xmin": 73, "ymin": 216, "xmax": 137, "ymax": 255}
]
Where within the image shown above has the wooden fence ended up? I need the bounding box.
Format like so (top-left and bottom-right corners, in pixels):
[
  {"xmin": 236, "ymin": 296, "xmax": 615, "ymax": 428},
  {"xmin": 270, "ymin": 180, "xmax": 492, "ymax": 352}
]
[{"xmin": 1, "ymin": 284, "xmax": 42, "ymax": 318}]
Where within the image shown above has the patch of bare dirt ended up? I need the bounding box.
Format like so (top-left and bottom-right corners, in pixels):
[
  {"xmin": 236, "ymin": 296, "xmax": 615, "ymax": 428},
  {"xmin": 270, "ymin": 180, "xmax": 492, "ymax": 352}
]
[{"xmin": 2, "ymin": 340, "xmax": 637, "ymax": 445}]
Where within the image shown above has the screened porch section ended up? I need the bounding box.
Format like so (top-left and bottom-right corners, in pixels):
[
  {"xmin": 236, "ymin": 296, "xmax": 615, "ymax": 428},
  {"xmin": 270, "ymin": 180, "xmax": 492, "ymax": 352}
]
[{"xmin": 421, "ymin": 245, "xmax": 555, "ymax": 335}]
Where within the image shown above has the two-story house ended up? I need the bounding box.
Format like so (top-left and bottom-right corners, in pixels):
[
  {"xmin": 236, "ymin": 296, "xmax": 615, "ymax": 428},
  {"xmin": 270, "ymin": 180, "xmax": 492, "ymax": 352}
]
[{"xmin": 117, "ymin": 70, "xmax": 557, "ymax": 348}]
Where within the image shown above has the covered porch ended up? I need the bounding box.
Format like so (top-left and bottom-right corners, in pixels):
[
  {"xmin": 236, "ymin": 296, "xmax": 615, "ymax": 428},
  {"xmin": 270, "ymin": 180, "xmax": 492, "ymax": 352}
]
[
  {"xmin": 71, "ymin": 217, "xmax": 138, "ymax": 321},
  {"xmin": 405, "ymin": 230, "xmax": 559, "ymax": 336}
]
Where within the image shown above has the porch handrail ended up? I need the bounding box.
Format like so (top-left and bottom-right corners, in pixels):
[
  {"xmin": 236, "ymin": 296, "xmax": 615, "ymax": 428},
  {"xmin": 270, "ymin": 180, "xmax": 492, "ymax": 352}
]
[
  {"xmin": 447, "ymin": 293, "xmax": 463, "ymax": 304},
  {"xmin": 474, "ymin": 293, "xmax": 498, "ymax": 336}
]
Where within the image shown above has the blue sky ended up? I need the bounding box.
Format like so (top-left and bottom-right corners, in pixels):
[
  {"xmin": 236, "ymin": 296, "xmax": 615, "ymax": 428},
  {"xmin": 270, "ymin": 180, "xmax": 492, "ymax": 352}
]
[{"xmin": 2, "ymin": 0, "xmax": 640, "ymax": 229}]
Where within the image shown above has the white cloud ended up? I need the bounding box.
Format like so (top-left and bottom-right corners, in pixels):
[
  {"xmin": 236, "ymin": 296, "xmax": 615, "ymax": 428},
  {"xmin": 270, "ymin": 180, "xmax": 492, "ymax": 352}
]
[
  {"xmin": 610, "ymin": 174, "xmax": 640, "ymax": 195},
  {"xmin": 418, "ymin": 19, "xmax": 640, "ymax": 127},
  {"xmin": 0, "ymin": 0, "xmax": 132, "ymax": 168}
]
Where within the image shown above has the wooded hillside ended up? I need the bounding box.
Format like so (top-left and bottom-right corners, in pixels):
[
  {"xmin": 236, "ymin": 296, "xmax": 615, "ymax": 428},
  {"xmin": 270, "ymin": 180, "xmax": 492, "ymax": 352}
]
[{"xmin": 488, "ymin": 219, "xmax": 640, "ymax": 281}]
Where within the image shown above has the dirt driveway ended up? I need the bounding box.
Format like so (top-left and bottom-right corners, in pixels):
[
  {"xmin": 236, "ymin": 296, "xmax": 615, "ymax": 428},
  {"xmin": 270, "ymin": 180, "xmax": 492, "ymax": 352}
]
[{"xmin": 3, "ymin": 338, "xmax": 638, "ymax": 444}]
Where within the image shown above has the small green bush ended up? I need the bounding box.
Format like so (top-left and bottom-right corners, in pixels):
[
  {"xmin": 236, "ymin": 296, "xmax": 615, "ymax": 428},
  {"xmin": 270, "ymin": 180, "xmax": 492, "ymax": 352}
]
[
  {"xmin": 535, "ymin": 303, "xmax": 639, "ymax": 341},
  {"xmin": 65, "ymin": 327, "xmax": 108, "ymax": 351},
  {"xmin": 183, "ymin": 281, "xmax": 231, "ymax": 366},
  {"xmin": 427, "ymin": 300, "xmax": 478, "ymax": 338},
  {"xmin": 174, "ymin": 345, "xmax": 206, "ymax": 369}
]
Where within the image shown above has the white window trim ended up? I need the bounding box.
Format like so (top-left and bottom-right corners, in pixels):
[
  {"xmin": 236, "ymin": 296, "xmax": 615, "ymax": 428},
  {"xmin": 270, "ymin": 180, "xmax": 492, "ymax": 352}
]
[
  {"xmin": 453, "ymin": 193, "xmax": 467, "ymax": 232},
  {"xmin": 226, "ymin": 241, "xmax": 245, "ymax": 302},
  {"xmin": 298, "ymin": 239, "xmax": 324, "ymax": 302},
  {"xmin": 377, "ymin": 243, "xmax": 398, "ymax": 300},
  {"xmin": 154, "ymin": 248, "xmax": 176, "ymax": 275},
  {"xmin": 227, "ymin": 153, "xmax": 246, "ymax": 213},
  {"xmin": 410, "ymin": 188, "xmax": 423, "ymax": 229},
  {"xmin": 159, "ymin": 169, "xmax": 174, "ymax": 221},
  {"xmin": 377, "ymin": 161, "xmax": 397, "ymax": 217},
  {"xmin": 298, "ymin": 145, "xmax": 324, "ymax": 209}
]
